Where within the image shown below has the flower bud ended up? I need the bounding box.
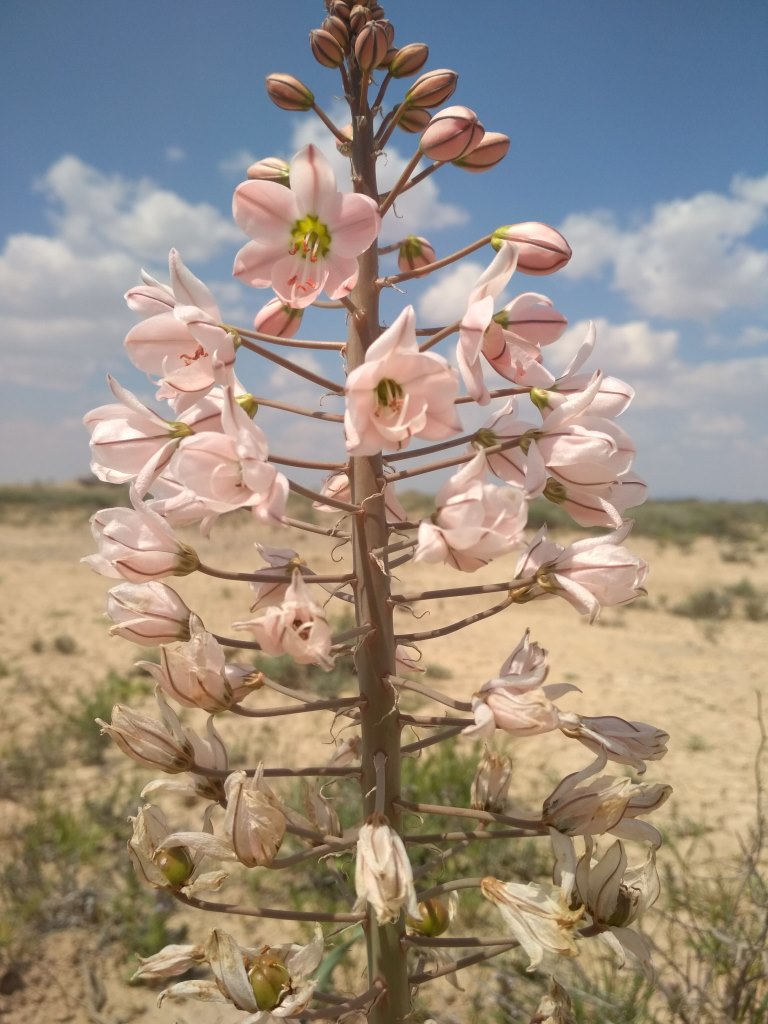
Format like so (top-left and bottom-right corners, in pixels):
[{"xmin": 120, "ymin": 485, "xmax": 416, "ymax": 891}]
[
  {"xmin": 349, "ymin": 4, "xmax": 370, "ymax": 33},
  {"xmin": 99, "ymin": 701, "xmax": 194, "ymax": 773},
  {"xmin": 471, "ymin": 750, "xmax": 512, "ymax": 813},
  {"xmin": 310, "ymin": 27, "xmax": 345, "ymax": 67},
  {"xmin": 248, "ymin": 956, "xmax": 292, "ymax": 1011},
  {"xmin": 265, "ymin": 73, "xmax": 314, "ymax": 112},
  {"xmin": 335, "ymin": 122, "xmax": 354, "ymax": 154},
  {"xmin": 388, "ymin": 42, "xmax": 429, "ymax": 78},
  {"xmin": 330, "ymin": 0, "xmax": 351, "ymax": 21},
  {"xmin": 453, "ymin": 130, "xmax": 510, "ymax": 172},
  {"xmin": 322, "ymin": 14, "xmax": 350, "ymax": 47},
  {"xmin": 492, "ymin": 222, "xmax": 572, "ymax": 275},
  {"xmin": 405, "ymin": 68, "xmax": 459, "ymax": 109},
  {"xmin": 246, "ymin": 156, "xmax": 290, "ymax": 184},
  {"xmin": 397, "ymin": 106, "xmax": 431, "ymax": 134},
  {"xmin": 407, "ymin": 898, "xmax": 451, "ymax": 936},
  {"xmin": 419, "ymin": 104, "xmax": 484, "ymax": 162},
  {"xmin": 354, "ymin": 20, "xmax": 389, "ymax": 71},
  {"xmin": 378, "ymin": 18, "xmax": 395, "ymax": 47},
  {"xmin": 254, "ymin": 297, "xmax": 304, "ymax": 338},
  {"xmin": 398, "ymin": 235, "xmax": 436, "ymax": 272},
  {"xmin": 107, "ymin": 581, "xmax": 192, "ymax": 646}
]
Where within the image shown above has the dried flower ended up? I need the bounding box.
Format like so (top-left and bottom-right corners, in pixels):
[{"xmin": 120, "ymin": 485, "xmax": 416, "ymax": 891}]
[
  {"xmin": 355, "ymin": 818, "xmax": 418, "ymax": 923},
  {"xmin": 482, "ymin": 877, "xmax": 583, "ymax": 970}
]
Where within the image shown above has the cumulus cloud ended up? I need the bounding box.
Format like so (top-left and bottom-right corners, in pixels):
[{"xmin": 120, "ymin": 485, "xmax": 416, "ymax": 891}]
[
  {"xmin": 417, "ymin": 260, "xmax": 484, "ymax": 323},
  {"xmin": 164, "ymin": 146, "xmax": 186, "ymax": 162},
  {"xmin": 560, "ymin": 173, "xmax": 768, "ymax": 321},
  {"xmin": 0, "ymin": 156, "xmax": 243, "ymax": 391}
]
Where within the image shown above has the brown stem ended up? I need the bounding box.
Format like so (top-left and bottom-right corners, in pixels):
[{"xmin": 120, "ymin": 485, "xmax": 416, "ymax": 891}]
[
  {"xmin": 386, "ymin": 674, "xmax": 472, "ymax": 712},
  {"xmin": 198, "ymin": 563, "xmax": 355, "ymax": 585},
  {"xmin": 408, "ymin": 943, "xmax": 516, "ymax": 984},
  {"xmin": 270, "ymin": 453, "xmax": 346, "ymax": 471},
  {"xmin": 398, "ymin": 713, "xmax": 474, "ymax": 728},
  {"xmin": 379, "ymin": 234, "xmax": 492, "ymax": 288},
  {"xmin": 224, "ymin": 323, "xmax": 345, "ymax": 351},
  {"xmin": 230, "ymin": 697, "xmax": 361, "ymax": 719},
  {"xmin": 398, "ymin": 160, "xmax": 445, "ymax": 193},
  {"xmin": 401, "ymin": 726, "xmax": 464, "ymax": 754},
  {"xmin": 385, "ymin": 429, "xmax": 474, "ymax": 462},
  {"xmin": 281, "ymin": 515, "xmax": 352, "ymax": 540},
  {"xmin": 251, "ymin": 395, "xmax": 344, "ymax": 422},
  {"xmin": 288, "ymin": 478, "xmax": 358, "ymax": 514},
  {"xmin": 347, "ymin": 60, "xmax": 411, "ymax": 1024},
  {"xmin": 311, "ymin": 101, "xmax": 351, "ymax": 144},
  {"xmin": 398, "ymin": 799, "xmax": 543, "ymax": 832},
  {"xmin": 396, "ymin": 594, "xmax": 515, "ymax": 642},
  {"xmin": 238, "ymin": 337, "xmax": 344, "ymax": 393},
  {"xmin": 172, "ymin": 889, "xmax": 363, "ymax": 923},
  {"xmin": 378, "ymin": 148, "xmax": 423, "ymax": 217},
  {"xmin": 405, "ymin": 827, "xmax": 534, "ymax": 845}
]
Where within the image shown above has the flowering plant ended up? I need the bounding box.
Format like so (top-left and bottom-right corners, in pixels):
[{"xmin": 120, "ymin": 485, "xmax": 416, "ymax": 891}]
[{"xmin": 85, "ymin": 3, "xmax": 670, "ymax": 1020}]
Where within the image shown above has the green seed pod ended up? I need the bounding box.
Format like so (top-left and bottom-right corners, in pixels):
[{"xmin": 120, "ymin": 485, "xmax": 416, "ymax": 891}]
[
  {"xmin": 248, "ymin": 956, "xmax": 292, "ymax": 1011},
  {"xmin": 154, "ymin": 846, "xmax": 194, "ymax": 887}
]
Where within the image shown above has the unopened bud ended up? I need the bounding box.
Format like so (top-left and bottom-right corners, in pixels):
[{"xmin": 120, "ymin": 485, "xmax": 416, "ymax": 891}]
[
  {"xmin": 398, "ymin": 235, "xmax": 436, "ymax": 272},
  {"xmin": 397, "ymin": 106, "xmax": 431, "ymax": 134},
  {"xmin": 420, "ymin": 104, "xmax": 484, "ymax": 162},
  {"xmin": 265, "ymin": 73, "xmax": 314, "ymax": 112},
  {"xmin": 246, "ymin": 156, "xmax": 290, "ymax": 184},
  {"xmin": 407, "ymin": 898, "xmax": 451, "ymax": 936},
  {"xmin": 254, "ymin": 297, "xmax": 304, "ymax": 339},
  {"xmin": 248, "ymin": 956, "xmax": 291, "ymax": 1011},
  {"xmin": 378, "ymin": 18, "xmax": 395, "ymax": 46},
  {"xmin": 354, "ymin": 20, "xmax": 389, "ymax": 71},
  {"xmin": 405, "ymin": 68, "xmax": 458, "ymax": 109},
  {"xmin": 335, "ymin": 122, "xmax": 354, "ymax": 155},
  {"xmin": 492, "ymin": 222, "xmax": 572, "ymax": 275},
  {"xmin": 453, "ymin": 130, "xmax": 510, "ymax": 171},
  {"xmin": 349, "ymin": 4, "xmax": 370, "ymax": 33},
  {"xmin": 330, "ymin": 0, "xmax": 351, "ymax": 21},
  {"xmin": 235, "ymin": 393, "xmax": 259, "ymax": 418},
  {"xmin": 322, "ymin": 14, "xmax": 350, "ymax": 47},
  {"xmin": 389, "ymin": 42, "xmax": 429, "ymax": 78},
  {"xmin": 310, "ymin": 28, "xmax": 345, "ymax": 68}
]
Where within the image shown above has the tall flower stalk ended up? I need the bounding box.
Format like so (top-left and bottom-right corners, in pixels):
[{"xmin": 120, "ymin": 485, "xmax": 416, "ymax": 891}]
[{"xmin": 85, "ymin": 2, "xmax": 669, "ymax": 1021}]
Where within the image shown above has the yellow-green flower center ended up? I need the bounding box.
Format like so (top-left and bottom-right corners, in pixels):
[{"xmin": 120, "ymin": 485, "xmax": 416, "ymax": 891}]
[
  {"xmin": 289, "ymin": 214, "xmax": 332, "ymax": 262},
  {"xmin": 375, "ymin": 378, "xmax": 404, "ymax": 412}
]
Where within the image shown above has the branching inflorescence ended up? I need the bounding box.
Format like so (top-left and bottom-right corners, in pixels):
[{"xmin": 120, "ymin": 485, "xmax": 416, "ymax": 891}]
[{"xmin": 85, "ymin": 2, "xmax": 670, "ymax": 1021}]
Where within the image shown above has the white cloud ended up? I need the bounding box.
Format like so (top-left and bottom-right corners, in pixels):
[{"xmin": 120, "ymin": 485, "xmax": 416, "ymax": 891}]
[
  {"xmin": 547, "ymin": 318, "xmax": 681, "ymax": 376},
  {"xmin": 164, "ymin": 146, "xmax": 186, "ymax": 162},
  {"xmin": 36, "ymin": 155, "xmax": 240, "ymax": 263},
  {"xmin": 561, "ymin": 173, "xmax": 768, "ymax": 321},
  {"xmin": 218, "ymin": 149, "xmax": 259, "ymax": 177},
  {"xmin": 0, "ymin": 156, "xmax": 243, "ymax": 391},
  {"xmin": 417, "ymin": 260, "xmax": 483, "ymax": 323}
]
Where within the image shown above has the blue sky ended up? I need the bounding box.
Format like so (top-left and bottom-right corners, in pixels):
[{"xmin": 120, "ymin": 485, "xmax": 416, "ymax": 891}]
[{"xmin": 2, "ymin": 0, "xmax": 767, "ymax": 498}]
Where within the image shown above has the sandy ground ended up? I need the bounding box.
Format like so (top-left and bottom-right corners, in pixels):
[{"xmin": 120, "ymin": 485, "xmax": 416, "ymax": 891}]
[{"xmin": 0, "ymin": 509, "xmax": 765, "ymax": 1022}]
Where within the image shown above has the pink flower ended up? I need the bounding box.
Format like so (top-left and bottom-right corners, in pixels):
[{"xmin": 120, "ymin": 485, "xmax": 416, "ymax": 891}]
[
  {"xmin": 233, "ymin": 570, "xmax": 333, "ymax": 670},
  {"xmin": 481, "ymin": 291, "xmax": 567, "ymax": 388},
  {"xmin": 84, "ymin": 492, "xmax": 199, "ymax": 582},
  {"xmin": 514, "ymin": 522, "xmax": 648, "ymax": 622},
  {"xmin": 345, "ymin": 305, "xmax": 461, "ymax": 455},
  {"xmin": 492, "ymin": 222, "xmax": 572, "ymax": 275},
  {"xmin": 107, "ymin": 581, "xmax": 193, "ymax": 646},
  {"xmin": 248, "ymin": 545, "xmax": 305, "ymax": 612},
  {"xmin": 166, "ymin": 387, "xmax": 288, "ymax": 532},
  {"xmin": 414, "ymin": 453, "xmax": 527, "ymax": 572},
  {"xmin": 232, "ymin": 144, "xmax": 381, "ymax": 308},
  {"xmin": 124, "ymin": 250, "xmax": 235, "ymax": 411}
]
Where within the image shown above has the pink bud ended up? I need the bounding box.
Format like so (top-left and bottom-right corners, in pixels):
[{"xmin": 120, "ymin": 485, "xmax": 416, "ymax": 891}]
[
  {"xmin": 388, "ymin": 42, "xmax": 429, "ymax": 78},
  {"xmin": 378, "ymin": 18, "xmax": 395, "ymax": 47},
  {"xmin": 253, "ymin": 297, "xmax": 304, "ymax": 338},
  {"xmin": 419, "ymin": 104, "xmax": 484, "ymax": 162},
  {"xmin": 335, "ymin": 122, "xmax": 354, "ymax": 154},
  {"xmin": 405, "ymin": 68, "xmax": 459, "ymax": 109},
  {"xmin": 265, "ymin": 73, "xmax": 314, "ymax": 111},
  {"xmin": 354, "ymin": 20, "xmax": 389, "ymax": 71},
  {"xmin": 322, "ymin": 14, "xmax": 350, "ymax": 47},
  {"xmin": 492, "ymin": 222, "xmax": 572, "ymax": 275},
  {"xmin": 398, "ymin": 235, "xmax": 437, "ymax": 272},
  {"xmin": 246, "ymin": 156, "xmax": 290, "ymax": 184},
  {"xmin": 397, "ymin": 106, "xmax": 431, "ymax": 134},
  {"xmin": 453, "ymin": 130, "xmax": 510, "ymax": 172},
  {"xmin": 330, "ymin": 0, "xmax": 351, "ymax": 21},
  {"xmin": 107, "ymin": 581, "xmax": 192, "ymax": 646},
  {"xmin": 349, "ymin": 4, "xmax": 370, "ymax": 33},
  {"xmin": 310, "ymin": 28, "xmax": 345, "ymax": 68}
]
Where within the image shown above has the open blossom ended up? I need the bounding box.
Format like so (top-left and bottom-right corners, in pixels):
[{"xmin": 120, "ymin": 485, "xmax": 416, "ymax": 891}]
[
  {"xmin": 355, "ymin": 818, "xmax": 419, "ymax": 924},
  {"xmin": 106, "ymin": 580, "xmax": 192, "ymax": 645},
  {"xmin": 83, "ymin": 492, "xmax": 199, "ymax": 583},
  {"xmin": 415, "ymin": 452, "xmax": 527, "ymax": 571},
  {"xmin": 166, "ymin": 387, "xmax": 288, "ymax": 532},
  {"xmin": 124, "ymin": 250, "xmax": 236, "ymax": 411},
  {"xmin": 513, "ymin": 521, "xmax": 648, "ymax": 622},
  {"xmin": 248, "ymin": 545, "xmax": 306, "ymax": 611},
  {"xmin": 233, "ymin": 569, "xmax": 333, "ymax": 669},
  {"xmin": 481, "ymin": 877, "xmax": 583, "ymax": 970},
  {"xmin": 158, "ymin": 927, "xmax": 324, "ymax": 1021},
  {"xmin": 233, "ymin": 144, "xmax": 380, "ymax": 307},
  {"xmin": 345, "ymin": 305, "xmax": 461, "ymax": 455}
]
